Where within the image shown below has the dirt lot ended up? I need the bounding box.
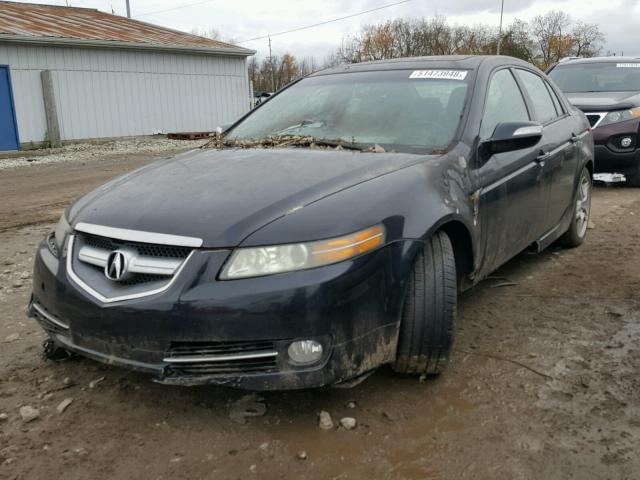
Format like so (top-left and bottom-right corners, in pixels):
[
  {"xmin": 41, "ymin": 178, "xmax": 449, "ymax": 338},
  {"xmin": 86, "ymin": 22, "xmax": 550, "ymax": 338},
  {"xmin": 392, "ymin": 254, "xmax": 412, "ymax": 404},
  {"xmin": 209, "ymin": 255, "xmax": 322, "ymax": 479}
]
[
  {"xmin": 0, "ymin": 138, "xmax": 206, "ymax": 231},
  {"xmin": 0, "ymin": 149, "xmax": 639, "ymax": 480}
]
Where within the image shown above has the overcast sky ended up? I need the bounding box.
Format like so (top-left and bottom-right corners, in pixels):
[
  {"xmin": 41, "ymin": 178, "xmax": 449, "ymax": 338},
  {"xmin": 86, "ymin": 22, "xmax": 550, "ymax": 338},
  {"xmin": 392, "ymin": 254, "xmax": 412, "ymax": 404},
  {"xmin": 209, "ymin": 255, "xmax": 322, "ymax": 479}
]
[{"xmin": 14, "ymin": 0, "xmax": 640, "ymax": 59}]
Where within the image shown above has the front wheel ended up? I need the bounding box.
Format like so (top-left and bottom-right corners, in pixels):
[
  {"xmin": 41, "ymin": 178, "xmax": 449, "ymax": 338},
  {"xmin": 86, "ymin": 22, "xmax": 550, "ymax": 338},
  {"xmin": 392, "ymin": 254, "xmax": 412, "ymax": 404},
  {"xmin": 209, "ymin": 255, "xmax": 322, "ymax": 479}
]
[
  {"xmin": 559, "ymin": 167, "xmax": 592, "ymax": 248},
  {"xmin": 393, "ymin": 231, "xmax": 457, "ymax": 376}
]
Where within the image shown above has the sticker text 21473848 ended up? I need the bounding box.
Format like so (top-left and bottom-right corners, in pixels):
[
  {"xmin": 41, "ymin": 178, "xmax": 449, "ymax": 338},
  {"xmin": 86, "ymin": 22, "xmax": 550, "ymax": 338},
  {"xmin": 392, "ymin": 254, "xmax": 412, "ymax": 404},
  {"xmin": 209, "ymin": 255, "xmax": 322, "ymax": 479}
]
[{"xmin": 409, "ymin": 70, "xmax": 469, "ymax": 80}]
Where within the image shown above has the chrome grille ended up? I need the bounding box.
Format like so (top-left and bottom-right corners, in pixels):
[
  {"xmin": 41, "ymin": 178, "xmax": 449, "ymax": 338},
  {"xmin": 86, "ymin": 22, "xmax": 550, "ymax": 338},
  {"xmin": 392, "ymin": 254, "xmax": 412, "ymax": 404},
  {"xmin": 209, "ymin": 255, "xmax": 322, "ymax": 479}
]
[
  {"xmin": 167, "ymin": 359, "xmax": 278, "ymax": 376},
  {"xmin": 83, "ymin": 234, "xmax": 192, "ymax": 259},
  {"xmin": 164, "ymin": 340, "xmax": 281, "ymax": 376},
  {"xmin": 584, "ymin": 112, "xmax": 606, "ymax": 129},
  {"xmin": 67, "ymin": 229, "xmax": 197, "ymax": 303},
  {"xmin": 76, "ymin": 232, "xmax": 190, "ymax": 285},
  {"xmin": 168, "ymin": 340, "xmax": 277, "ymax": 356},
  {"xmin": 586, "ymin": 115, "xmax": 600, "ymax": 127}
]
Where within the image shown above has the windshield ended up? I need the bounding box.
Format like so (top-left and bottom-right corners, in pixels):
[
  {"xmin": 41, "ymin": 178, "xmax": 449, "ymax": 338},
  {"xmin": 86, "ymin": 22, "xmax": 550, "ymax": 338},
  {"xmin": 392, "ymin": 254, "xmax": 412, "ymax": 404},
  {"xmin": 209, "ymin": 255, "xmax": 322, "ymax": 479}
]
[
  {"xmin": 549, "ymin": 62, "xmax": 640, "ymax": 93},
  {"xmin": 228, "ymin": 69, "xmax": 471, "ymax": 154}
]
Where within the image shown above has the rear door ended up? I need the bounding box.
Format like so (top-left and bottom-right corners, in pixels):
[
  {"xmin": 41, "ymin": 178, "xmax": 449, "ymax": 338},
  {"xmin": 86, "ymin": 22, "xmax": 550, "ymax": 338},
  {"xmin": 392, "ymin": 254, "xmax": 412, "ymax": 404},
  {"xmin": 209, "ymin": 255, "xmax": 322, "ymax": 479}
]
[
  {"xmin": 513, "ymin": 68, "xmax": 579, "ymax": 234},
  {"xmin": 0, "ymin": 66, "xmax": 20, "ymax": 151},
  {"xmin": 475, "ymin": 68, "xmax": 549, "ymax": 272}
]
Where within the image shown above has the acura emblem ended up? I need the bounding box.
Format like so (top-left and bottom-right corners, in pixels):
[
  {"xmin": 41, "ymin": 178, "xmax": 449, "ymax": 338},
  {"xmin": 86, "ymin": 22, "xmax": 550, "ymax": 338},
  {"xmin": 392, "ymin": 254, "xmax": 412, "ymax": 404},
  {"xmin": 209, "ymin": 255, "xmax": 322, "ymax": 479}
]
[{"xmin": 105, "ymin": 250, "xmax": 128, "ymax": 281}]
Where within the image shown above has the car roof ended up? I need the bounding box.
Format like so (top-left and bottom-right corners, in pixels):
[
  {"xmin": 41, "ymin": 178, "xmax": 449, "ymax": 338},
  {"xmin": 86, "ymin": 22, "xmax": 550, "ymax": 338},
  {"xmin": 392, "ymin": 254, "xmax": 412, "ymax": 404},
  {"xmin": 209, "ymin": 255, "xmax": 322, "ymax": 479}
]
[
  {"xmin": 311, "ymin": 55, "xmax": 535, "ymax": 76},
  {"xmin": 555, "ymin": 56, "xmax": 640, "ymax": 66}
]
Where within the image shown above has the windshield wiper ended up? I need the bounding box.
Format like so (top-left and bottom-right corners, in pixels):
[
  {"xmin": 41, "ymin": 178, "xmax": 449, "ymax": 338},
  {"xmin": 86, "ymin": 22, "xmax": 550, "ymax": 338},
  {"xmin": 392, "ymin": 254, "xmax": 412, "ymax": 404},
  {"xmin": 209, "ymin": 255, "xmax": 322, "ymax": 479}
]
[
  {"xmin": 310, "ymin": 139, "xmax": 367, "ymax": 151},
  {"xmin": 274, "ymin": 119, "xmax": 324, "ymax": 135}
]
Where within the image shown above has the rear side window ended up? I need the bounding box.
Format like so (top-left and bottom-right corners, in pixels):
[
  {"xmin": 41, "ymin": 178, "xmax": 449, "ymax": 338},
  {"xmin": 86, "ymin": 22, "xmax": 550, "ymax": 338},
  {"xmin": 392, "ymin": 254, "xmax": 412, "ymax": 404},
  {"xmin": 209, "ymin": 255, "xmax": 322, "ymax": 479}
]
[
  {"xmin": 515, "ymin": 69, "xmax": 558, "ymax": 123},
  {"xmin": 546, "ymin": 83, "xmax": 565, "ymax": 116},
  {"xmin": 480, "ymin": 69, "xmax": 530, "ymax": 139}
]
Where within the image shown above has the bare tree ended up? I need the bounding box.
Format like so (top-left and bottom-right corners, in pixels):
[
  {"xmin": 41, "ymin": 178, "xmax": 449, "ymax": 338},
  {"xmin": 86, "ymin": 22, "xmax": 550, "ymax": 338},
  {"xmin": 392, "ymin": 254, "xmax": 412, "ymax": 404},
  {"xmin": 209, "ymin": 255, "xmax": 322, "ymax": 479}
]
[
  {"xmin": 276, "ymin": 53, "xmax": 300, "ymax": 89},
  {"xmin": 497, "ymin": 19, "xmax": 535, "ymax": 62},
  {"xmin": 530, "ymin": 11, "xmax": 572, "ymax": 68},
  {"xmin": 571, "ymin": 21, "xmax": 604, "ymax": 57},
  {"xmin": 189, "ymin": 27, "xmax": 222, "ymax": 41},
  {"xmin": 299, "ymin": 57, "xmax": 319, "ymax": 77},
  {"xmin": 247, "ymin": 13, "xmax": 607, "ymax": 94}
]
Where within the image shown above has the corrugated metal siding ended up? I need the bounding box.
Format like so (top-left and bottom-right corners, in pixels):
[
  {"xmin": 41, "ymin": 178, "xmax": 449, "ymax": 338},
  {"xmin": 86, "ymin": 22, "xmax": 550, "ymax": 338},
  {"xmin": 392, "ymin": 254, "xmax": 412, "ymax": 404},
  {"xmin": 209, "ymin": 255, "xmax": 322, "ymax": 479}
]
[{"xmin": 0, "ymin": 43, "xmax": 250, "ymax": 143}]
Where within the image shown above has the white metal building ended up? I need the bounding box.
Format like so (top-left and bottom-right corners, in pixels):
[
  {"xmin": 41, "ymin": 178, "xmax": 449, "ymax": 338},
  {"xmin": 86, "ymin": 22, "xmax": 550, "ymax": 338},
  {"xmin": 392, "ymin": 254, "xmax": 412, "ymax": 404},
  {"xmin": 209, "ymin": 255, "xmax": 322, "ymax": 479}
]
[{"xmin": 0, "ymin": 1, "xmax": 254, "ymax": 150}]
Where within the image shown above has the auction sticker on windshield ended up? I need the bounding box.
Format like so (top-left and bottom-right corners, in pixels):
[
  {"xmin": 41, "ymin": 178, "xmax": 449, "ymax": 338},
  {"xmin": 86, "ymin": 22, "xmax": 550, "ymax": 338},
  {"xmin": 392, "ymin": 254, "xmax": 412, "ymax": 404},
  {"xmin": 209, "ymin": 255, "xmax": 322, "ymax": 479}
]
[{"xmin": 409, "ymin": 70, "xmax": 468, "ymax": 80}]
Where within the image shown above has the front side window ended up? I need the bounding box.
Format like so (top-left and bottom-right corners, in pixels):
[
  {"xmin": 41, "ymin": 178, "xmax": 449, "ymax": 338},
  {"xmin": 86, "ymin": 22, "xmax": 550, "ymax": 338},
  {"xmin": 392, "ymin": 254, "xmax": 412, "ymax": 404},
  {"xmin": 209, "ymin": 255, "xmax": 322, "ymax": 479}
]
[
  {"xmin": 228, "ymin": 70, "xmax": 471, "ymax": 154},
  {"xmin": 549, "ymin": 62, "xmax": 640, "ymax": 93},
  {"xmin": 480, "ymin": 69, "xmax": 530, "ymax": 139},
  {"xmin": 515, "ymin": 69, "xmax": 558, "ymax": 124}
]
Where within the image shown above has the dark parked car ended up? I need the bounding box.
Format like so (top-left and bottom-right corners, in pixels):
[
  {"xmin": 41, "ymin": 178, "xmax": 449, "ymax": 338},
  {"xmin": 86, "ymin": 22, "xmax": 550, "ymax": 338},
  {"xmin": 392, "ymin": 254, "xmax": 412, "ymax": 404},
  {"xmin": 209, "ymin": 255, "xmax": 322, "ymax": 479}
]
[
  {"xmin": 548, "ymin": 57, "xmax": 640, "ymax": 186},
  {"xmin": 29, "ymin": 56, "xmax": 594, "ymax": 390}
]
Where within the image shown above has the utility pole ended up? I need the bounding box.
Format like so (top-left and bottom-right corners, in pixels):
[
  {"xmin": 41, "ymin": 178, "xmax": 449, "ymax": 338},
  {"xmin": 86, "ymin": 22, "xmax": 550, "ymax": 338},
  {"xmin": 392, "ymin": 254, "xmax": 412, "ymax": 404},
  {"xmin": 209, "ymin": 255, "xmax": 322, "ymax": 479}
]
[
  {"xmin": 125, "ymin": 0, "xmax": 131, "ymax": 18},
  {"xmin": 268, "ymin": 36, "xmax": 276, "ymax": 93},
  {"xmin": 496, "ymin": 0, "xmax": 504, "ymax": 55}
]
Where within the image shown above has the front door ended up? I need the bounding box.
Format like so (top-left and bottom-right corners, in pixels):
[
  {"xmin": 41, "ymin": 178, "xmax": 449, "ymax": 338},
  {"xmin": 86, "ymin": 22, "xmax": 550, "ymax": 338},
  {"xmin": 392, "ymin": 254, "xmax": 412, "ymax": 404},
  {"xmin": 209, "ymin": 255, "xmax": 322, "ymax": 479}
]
[
  {"xmin": 474, "ymin": 68, "xmax": 549, "ymax": 273},
  {"xmin": 0, "ymin": 66, "xmax": 20, "ymax": 151}
]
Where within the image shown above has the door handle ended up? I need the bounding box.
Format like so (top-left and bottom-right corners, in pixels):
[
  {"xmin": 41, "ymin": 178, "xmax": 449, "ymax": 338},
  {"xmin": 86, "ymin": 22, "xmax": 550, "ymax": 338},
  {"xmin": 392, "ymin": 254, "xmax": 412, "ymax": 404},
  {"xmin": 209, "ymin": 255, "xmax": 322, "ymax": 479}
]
[
  {"xmin": 570, "ymin": 133, "xmax": 580, "ymax": 143},
  {"xmin": 536, "ymin": 152, "xmax": 551, "ymax": 164}
]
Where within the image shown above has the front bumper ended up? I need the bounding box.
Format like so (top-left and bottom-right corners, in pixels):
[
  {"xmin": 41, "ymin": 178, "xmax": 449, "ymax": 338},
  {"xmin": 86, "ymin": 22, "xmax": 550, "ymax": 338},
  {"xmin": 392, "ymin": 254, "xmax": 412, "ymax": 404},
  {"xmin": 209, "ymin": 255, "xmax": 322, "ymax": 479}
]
[
  {"xmin": 29, "ymin": 237, "xmax": 418, "ymax": 390},
  {"xmin": 593, "ymin": 145, "xmax": 640, "ymax": 176},
  {"xmin": 592, "ymin": 118, "xmax": 640, "ymax": 176}
]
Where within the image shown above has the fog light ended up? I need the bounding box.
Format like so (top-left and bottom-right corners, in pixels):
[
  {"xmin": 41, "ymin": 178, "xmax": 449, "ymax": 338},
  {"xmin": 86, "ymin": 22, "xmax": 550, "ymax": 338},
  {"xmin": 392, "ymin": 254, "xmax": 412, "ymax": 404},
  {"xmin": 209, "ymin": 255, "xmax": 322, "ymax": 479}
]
[
  {"xmin": 288, "ymin": 340, "xmax": 323, "ymax": 365},
  {"xmin": 621, "ymin": 137, "xmax": 632, "ymax": 148}
]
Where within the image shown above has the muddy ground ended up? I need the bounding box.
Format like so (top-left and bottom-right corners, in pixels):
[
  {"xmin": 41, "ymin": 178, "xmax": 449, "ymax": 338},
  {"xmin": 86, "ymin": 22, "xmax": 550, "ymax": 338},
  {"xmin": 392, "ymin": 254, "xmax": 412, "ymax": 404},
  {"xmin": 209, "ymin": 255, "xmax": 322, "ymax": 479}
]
[{"xmin": 0, "ymin": 148, "xmax": 639, "ymax": 480}]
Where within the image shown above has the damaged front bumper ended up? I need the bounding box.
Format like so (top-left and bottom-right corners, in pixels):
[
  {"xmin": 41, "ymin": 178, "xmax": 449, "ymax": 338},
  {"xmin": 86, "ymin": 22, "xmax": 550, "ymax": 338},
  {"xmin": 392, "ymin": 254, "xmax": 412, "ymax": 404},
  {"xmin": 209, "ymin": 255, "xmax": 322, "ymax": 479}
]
[{"xmin": 29, "ymin": 238, "xmax": 416, "ymax": 390}]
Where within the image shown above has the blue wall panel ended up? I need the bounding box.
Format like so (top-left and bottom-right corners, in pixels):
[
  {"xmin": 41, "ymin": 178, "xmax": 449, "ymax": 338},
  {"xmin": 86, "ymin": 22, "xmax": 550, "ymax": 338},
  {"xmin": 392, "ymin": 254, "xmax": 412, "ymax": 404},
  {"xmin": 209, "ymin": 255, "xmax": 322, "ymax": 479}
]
[{"xmin": 0, "ymin": 65, "xmax": 20, "ymax": 151}]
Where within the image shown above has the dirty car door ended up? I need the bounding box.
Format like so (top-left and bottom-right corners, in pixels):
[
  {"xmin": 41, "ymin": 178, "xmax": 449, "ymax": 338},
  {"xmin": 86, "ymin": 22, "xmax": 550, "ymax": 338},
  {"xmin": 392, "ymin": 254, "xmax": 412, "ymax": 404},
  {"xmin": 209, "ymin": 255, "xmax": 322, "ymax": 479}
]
[
  {"xmin": 475, "ymin": 68, "xmax": 548, "ymax": 272},
  {"xmin": 513, "ymin": 68, "xmax": 580, "ymax": 233}
]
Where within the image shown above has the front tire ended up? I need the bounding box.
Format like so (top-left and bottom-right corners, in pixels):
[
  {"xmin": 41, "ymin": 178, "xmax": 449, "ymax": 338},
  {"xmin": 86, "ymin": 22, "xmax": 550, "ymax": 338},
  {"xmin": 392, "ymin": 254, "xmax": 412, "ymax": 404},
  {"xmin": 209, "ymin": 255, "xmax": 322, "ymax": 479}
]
[
  {"xmin": 560, "ymin": 167, "xmax": 592, "ymax": 248},
  {"xmin": 393, "ymin": 231, "xmax": 457, "ymax": 376}
]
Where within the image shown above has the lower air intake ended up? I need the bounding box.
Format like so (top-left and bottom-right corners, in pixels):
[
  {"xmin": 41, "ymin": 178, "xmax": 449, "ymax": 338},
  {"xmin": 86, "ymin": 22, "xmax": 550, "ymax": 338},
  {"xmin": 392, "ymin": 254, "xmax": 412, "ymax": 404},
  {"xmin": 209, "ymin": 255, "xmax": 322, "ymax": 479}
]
[{"xmin": 163, "ymin": 340, "xmax": 281, "ymax": 376}]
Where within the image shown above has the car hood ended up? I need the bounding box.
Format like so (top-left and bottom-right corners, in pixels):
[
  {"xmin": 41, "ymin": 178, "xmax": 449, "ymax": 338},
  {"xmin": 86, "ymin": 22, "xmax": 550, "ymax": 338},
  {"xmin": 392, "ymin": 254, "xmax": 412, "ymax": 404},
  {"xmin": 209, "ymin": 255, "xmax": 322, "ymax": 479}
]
[
  {"xmin": 69, "ymin": 147, "xmax": 428, "ymax": 248},
  {"xmin": 565, "ymin": 91, "xmax": 640, "ymax": 111}
]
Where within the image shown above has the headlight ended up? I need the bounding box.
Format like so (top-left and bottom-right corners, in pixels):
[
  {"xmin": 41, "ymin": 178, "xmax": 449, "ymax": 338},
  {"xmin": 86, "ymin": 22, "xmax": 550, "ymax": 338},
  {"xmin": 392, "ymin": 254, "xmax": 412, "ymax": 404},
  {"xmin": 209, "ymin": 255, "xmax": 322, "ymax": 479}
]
[
  {"xmin": 599, "ymin": 107, "xmax": 640, "ymax": 127},
  {"xmin": 54, "ymin": 213, "xmax": 72, "ymax": 253},
  {"xmin": 220, "ymin": 225, "xmax": 385, "ymax": 279}
]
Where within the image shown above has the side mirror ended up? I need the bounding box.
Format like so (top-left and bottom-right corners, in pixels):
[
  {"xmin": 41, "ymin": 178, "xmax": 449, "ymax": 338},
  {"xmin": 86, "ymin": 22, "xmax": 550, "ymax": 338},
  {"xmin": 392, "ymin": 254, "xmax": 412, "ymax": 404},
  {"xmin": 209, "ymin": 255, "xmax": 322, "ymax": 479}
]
[{"xmin": 480, "ymin": 121, "xmax": 543, "ymax": 157}]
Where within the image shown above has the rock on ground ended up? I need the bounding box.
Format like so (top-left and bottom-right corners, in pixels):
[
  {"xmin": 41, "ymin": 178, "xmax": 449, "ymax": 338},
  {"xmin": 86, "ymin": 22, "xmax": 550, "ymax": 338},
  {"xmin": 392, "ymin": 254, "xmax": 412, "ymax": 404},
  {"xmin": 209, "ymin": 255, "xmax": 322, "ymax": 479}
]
[
  {"xmin": 19, "ymin": 406, "xmax": 40, "ymax": 423},
  {"xmin": 340, "ymin": 417, "xmax": 357, "ymax": 430},
  {"xmin": 56, "ymin": 398, "xmax": 73, "ymax": 414},
  {"xmin": 318, "ymin": 410, "xmax": 334, "ymax": 430}
]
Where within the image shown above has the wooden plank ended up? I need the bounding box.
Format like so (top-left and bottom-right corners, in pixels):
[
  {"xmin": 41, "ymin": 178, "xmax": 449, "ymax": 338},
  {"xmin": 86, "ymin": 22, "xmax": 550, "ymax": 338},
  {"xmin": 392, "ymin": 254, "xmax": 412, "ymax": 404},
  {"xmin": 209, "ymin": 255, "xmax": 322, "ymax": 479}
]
[
  {"xmin": 40, "ymin": 70, "xmax": 61, "ymax": 148},
  {"xmin": 167, "ymin": 132, "xmax": 212, "ymax": 140}
]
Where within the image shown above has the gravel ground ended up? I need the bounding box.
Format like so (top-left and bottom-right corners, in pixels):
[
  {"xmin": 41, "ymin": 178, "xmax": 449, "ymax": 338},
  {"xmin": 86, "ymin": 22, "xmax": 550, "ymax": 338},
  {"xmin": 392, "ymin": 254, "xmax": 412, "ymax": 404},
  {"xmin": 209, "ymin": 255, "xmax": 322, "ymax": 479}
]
[
  {"xmin": 0, "ymin": 141, "xmax": 201, "ymax": 232},
  {"xmin": 0, "ymin": 138, "xmax": 207, "ymax": 170},
  {"xmin": 0, "ymin": 152, "xmax": 639, "ymax": 479}
]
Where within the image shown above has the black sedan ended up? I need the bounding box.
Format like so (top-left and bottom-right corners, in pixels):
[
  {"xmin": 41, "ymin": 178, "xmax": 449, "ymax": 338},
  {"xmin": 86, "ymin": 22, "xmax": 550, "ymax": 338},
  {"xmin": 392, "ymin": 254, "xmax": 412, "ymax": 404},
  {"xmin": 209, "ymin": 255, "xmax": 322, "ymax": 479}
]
[{"xmin": 29, "ymin": 56, "xmax": 594, "ymax": 390}]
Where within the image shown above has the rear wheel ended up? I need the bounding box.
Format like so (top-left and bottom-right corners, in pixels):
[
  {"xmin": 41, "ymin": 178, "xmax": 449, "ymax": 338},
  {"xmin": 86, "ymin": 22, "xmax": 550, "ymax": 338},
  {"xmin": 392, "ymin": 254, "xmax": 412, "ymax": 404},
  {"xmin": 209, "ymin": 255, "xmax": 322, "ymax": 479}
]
[
  {"xmin": 393, "ymin": 231, "xmax": 457, "ymax": 376},
  {"xmin": 559, "ymin": 167, "xmax": 592, "ymax": 248}
]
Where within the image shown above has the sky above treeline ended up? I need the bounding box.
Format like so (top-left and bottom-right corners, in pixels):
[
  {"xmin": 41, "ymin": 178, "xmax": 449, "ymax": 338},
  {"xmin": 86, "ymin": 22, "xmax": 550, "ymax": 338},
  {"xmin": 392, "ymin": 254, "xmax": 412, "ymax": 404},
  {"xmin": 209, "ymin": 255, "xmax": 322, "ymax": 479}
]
[{"xmin": 12, "ymin": 0, "xmax": 640, "ymax": 59}]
